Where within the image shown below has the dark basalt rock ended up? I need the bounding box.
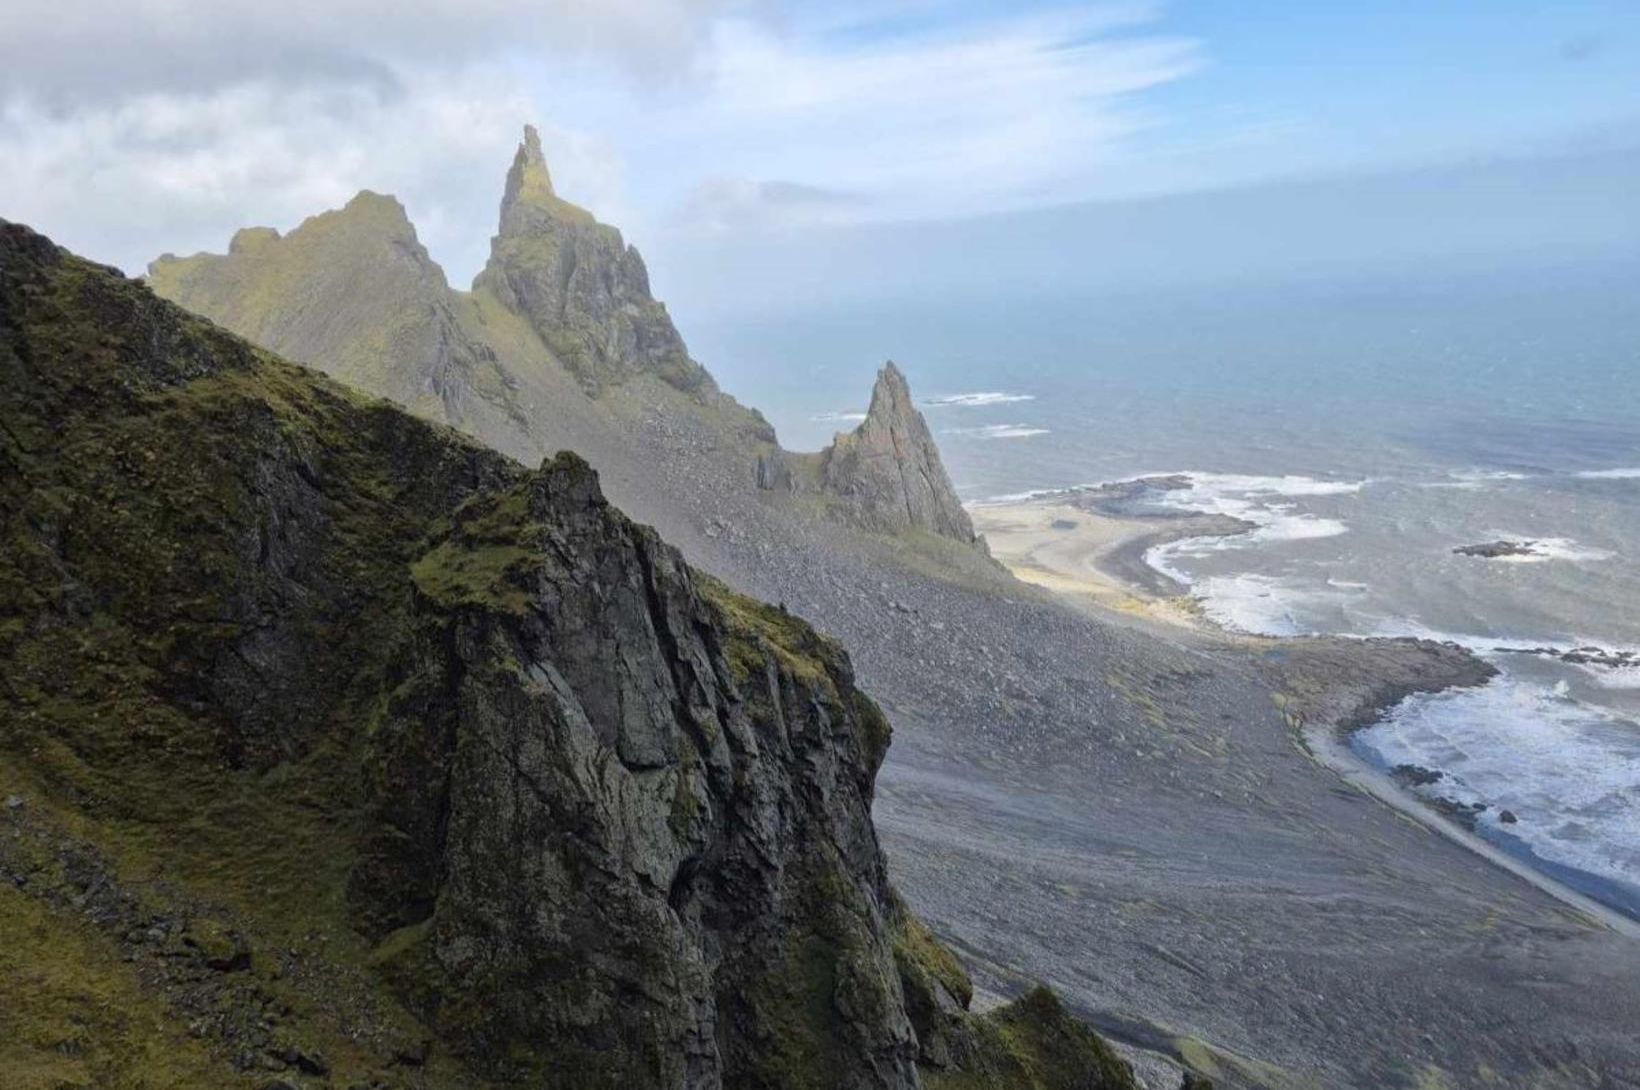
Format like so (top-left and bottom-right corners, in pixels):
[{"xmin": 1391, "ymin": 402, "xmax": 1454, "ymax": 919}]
[
  {"xmin": 1453, "ymin": 540, "xmax": 1538, "ymax": 558},
  {"xmin": 1391, "ymin": 764, "xmax": 1445, "ymax": 788}
]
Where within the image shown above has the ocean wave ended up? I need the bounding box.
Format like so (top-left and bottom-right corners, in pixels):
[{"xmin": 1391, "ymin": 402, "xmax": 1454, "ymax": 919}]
[
  {"xmin": 1589, "ymin": 665, "xmax": 1640, "ymax": 691},
  {"xmin": 1420, "ymin": 469, "xmax": 1533, "ymax": 490},
  {"xmin": 1143, "ymin": 472, "xmax": 1356, "ymax": 560},
  {"xmin": 1575, "ymin": 467, "xmax": 1640, "ymax": 480},
  {"xmin": 1187, "ymin": 573, "xmax": 1325, "ymax": 636},
  {"xmin": 1356, "ymin": 675, "xmax": 1640, "ymax": 893},
  {"xmin": 810, "ymin": 410, "xmax": 867, "ymax": 424},
  {"xmin": 1173, "ymin": 472, "xmax": 1367, "ymax": 498},
  {"xmin": 924, "ymin": 391, "xmax": 1036, "ymax": 407},
  {"xmin": 944, "ymin": 424, "xmax": 1050, "ymax": 440}
]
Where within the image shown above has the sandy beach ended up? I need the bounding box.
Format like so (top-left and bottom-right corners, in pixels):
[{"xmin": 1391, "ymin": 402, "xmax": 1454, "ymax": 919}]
[
  {"xmin": 970, "ymin": 491, "xmax": 1640, "ymax": 941},
  {"xmin": 969, "ymin": 495, "xmax": 1233, "ymax": 630}
]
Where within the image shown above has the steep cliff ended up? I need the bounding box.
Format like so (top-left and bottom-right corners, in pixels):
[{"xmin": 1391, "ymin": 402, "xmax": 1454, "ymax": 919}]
[
  {"xmin": 813, "ymin": 363, "xmax": 980, "ymax": 545},
  {"xmin": 148, "ymin": 192, "xmax": 513, "ymax": 427},
  {"xmin": 472, "ymin": 125, "xmax": 715, "ymax": 397},
  {"xmin": 0, "ymin": 223, "xmax": 1132, "ymax": 1088}
]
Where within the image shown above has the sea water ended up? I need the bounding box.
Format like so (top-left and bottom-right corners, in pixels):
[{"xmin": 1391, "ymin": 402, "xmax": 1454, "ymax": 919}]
[{"xmin": 689, "ymin": 253, "xmax": 1640, "ymax": 918}]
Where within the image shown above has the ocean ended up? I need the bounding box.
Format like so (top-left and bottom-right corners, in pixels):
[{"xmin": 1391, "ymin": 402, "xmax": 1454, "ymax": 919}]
[{"xmin": 688, "ymin": 252, "xmax": 1640, "ymax": 918}]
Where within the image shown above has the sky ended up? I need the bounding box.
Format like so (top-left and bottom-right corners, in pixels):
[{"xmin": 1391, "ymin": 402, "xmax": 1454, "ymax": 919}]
[{"xmin": 1, "ymin": 0, "xmax": 1637, "ymax": 289}]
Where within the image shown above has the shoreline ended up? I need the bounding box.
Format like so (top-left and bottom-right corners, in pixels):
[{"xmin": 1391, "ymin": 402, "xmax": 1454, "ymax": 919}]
[
  {"xmin": 1305, "ymin": 720, "xmax": 1640, "ymax": 938},
  {"xmin": 968, "ymin": 497, "xmax": 1246, "ymax": 632},
  {"xmin": 970, "ymin": 489, "xmax": 1640, "ymax": 936}
]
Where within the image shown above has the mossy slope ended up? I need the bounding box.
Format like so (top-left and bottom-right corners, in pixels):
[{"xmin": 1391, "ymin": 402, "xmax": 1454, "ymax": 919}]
[{"xmin": 1, "ymin": 220, "xmax": 1134, "ymax": 1089}]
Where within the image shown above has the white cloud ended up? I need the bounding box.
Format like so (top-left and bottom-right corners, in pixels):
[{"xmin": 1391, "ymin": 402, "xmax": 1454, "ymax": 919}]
[
  {"xmin": 0, "ymin": 0, "xmax": 730, "ymax": 100},
  {"xmin": 0, "ymin": 1, "xmax": 1203, "ymax": 281},
  {"xmin": 653, "ymin": 9, "xmax": 1201, "ymax": 226},
  {"xmin": 0, "ymin": 0, "xmax": 699, "ymax": 278},
  {"xmin": 1, "ymin": 72, "xmax": 554, "ymax": 281}
]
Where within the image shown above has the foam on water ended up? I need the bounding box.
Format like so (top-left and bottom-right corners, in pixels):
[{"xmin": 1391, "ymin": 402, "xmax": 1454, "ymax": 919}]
[
  {"xmin": 1481, "ymin": 536, "xmax": 1615, "ymax": 564},
  {"xmin": 1576, "ymin": 467, "xmax": 1640, "ymax": 480},
  {"xmin": 811, "ymin": 410, "xmax": 868, "ymax": 424},
  {"xmin": 945, "ymin": 424, "xmax": 1050, "ymax": 439},
  {"xmin": 1190, "ymin": 573, "xmax": 1328, "ymax": 636},
  {"xmin": 924, "ymin": 391, "xmax": 1036, "ymax": 407},
  {"xmin": 1356, "ymin": 675, "xmax": 1640, "ymax": 895},
  {"xmin": 1421, "ymin": 469, "xmax": 1534, "ymax": 490},
  {"xmin": 1588, "ymin": 665, "xmax": 1640, "ymax": 691},
  {"xmin": 1139, "ymin": 473, "xmax": 1357, "ymax": 595}
]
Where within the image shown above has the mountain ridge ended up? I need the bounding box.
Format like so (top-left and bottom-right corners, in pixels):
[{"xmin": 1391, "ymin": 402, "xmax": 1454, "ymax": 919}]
[
  {"xmin": 147, "ymin": 125, "xmax": 989, "ymax": 556},
  {"xmin": 1, "ymin": 218, "xmax": 1140, "ymax": 1089}
]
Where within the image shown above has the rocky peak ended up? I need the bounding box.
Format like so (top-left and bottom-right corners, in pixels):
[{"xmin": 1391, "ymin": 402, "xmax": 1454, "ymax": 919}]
[
  {"xmin": 475, "ymin": 123, "xmax": 715, "ymax": 397},
  {"xmin": 227, "ymin": 225, "xmax": 280, "ymax": 255},
  {"xmin": 496, "ymin": 123, "xmax": 592, "ymax": 234},
  {"xmin": 511, "ymin": 123, "xmax": 556, "ymax": 198},
  {"xmin": 817, "ymin": 362, "xmax": 982, "ymax": 545},
  {"xmin": 867, "ymin": 360, "xmax": 917, "ymax": 422},
  {"xmin": 147, "ymin": 190, "xmax": 502, "ymax": 426}
]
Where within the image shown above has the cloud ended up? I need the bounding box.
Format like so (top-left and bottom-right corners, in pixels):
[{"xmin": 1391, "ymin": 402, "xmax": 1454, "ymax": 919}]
[
  {"xmin": 0, "ymin": 0, "xmax": 1203, "ymax": 282},
  {"xmin": 0, "ymin": 71, "xmax": 555, "ymax": 281},
  {"xmin": 0, "ymin": 1, "xmax": 710, "ymax": 278},
  {"xmin": 649, "ymin": 8, "xmax": 1202, "ymax": 226},
  {"xmin": 0, "ymin": 0, "xmax": 729, "ymax": 103}
]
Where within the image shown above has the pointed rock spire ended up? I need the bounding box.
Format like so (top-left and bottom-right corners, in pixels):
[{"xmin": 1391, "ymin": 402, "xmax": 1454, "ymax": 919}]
[
  {"xmin": 499, "ymin": 124, "xmax": 557, "ymax": 226},
  {"xmin": 477, "ymin": 122, "xmax": 714, "ymax": 397},
  {"xmin": 817, "ymin": 362, "xmax": 980, "ymax": 545}
]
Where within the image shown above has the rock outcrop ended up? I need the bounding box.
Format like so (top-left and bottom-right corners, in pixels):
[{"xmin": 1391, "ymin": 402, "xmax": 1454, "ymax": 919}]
[
  {"xmin": 141, "ymin": 127, "xmax": 990, "ymax": 557},
  {"xmin": 148, "ymin": 191, "xmax": 508, "ymax": 426},
  {"xmin": 815, "ymin": 362, "xmax": 980, "ymax": 545},
  {"xmin": 473, "ymin": 125, "xmax": 715, "ymax": 397},
  {"xmin": 1, "ymin": 222, "xmax": 1135, "ymax": 1089}
]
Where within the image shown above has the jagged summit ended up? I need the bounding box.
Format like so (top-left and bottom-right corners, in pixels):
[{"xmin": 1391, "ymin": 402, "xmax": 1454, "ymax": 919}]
[
  {"xmin": 475, "ymin": 122, "xmax": 714, "ymax": 396},
  {"xmin": 867, "ymin": 360, "xmax": 917, "ymax": 423},
  {"xmin": 816, "ymin": 361, "xmax": 981, "ymax": 545},
  {"xmin": 512, "ymin": 123, "xmax": 555, "ymax": 197},
  {"xmin": 496, "ymin": 124, "xmax": 596, "ymax": 232},
  {"xmin": 147, "ymin": 190, "xmax": 504, "ymax": 425}
]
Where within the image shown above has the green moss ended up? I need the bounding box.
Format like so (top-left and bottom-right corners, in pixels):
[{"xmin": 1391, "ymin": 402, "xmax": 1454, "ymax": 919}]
[
  {"xmin": 696, "ymin": 572, "xmax": 836, "ymax": 689},
  {"xmin": 892, "ymin": 899, "xmax": 973, "ymax": 1011},
  {"xmin": 2, "ymin": 229, "xmax": 508, "ymax": 1086},
  {"xmin": 731, "ymin": 853, "xmax": 896, "ymax": 1090},
  {"xmin": 1173, "ymin": 1036, "xmax": 1312, "ymax": 1090},
  {"xmin": 924, "ymin": 986, "xmax": 1139, "ymax": 1090},
  {"xmin": 0, "ymin": 886, "xmax": 246, "ymax": 1090},
  {"xmin": 411, "ymin": 541, "xmax": 536, "ymax": 614}
]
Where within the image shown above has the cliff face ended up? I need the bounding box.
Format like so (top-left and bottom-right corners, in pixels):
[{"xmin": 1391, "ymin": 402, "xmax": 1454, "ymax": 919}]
[
  {"xmin": 0, "ymin": 223, "xmax": 1132, "ymax": 1089},
  {"xmin": 147, "ymin": 192, "xmax": 510, "ymax": 426},
  {"xmin": 815, "ymin": 363, "xmax": 979, "ymax": 545},
  {"xmin": 473, "ymin": 125, "xmax": 714, "ymax": 397}
]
